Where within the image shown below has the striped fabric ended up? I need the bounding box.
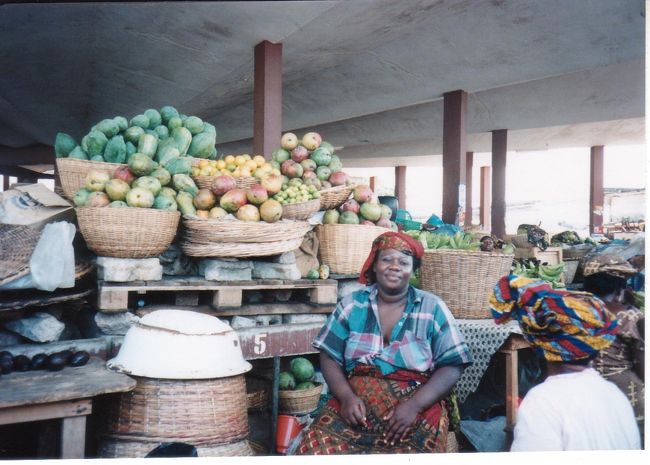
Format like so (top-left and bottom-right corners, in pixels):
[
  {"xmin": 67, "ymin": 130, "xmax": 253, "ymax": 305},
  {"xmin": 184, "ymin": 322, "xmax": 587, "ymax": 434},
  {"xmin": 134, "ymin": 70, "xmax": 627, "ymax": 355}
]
[
  {"xmin": 490, "ymin": 274, "xmax": 618, "ymax": 362},
  {"xmin": 313, "ymin": 284, "xmax": 473, "ymax": 375}
]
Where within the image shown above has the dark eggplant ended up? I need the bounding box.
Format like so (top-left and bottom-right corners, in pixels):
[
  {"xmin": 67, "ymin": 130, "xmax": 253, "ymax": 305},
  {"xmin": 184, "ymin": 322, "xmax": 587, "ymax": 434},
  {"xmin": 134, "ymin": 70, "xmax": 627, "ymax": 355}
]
[
  {"xmin": 0, "ymin": 350, "xmax": 13, "ymax": 360},
  {"xmin": 30, "ymin": 353, "xmax": 49, "ymax": 370},
  {"xmin": 69, "ymin": 351, "xmax": 90, "ymax": 367},
  {"xmin": 12, "ymin": 355, "xmax": 31, "ymax": 372},
  {"xmin": 57, "ymin": 350, "xmax": 74, "ymax": 364},
  {"xmin": 46, "ymin": 353, "xmax": 67, "ymax": 372},
  {"xmin": 0, "ymin": 357, "xmax": 14, "ymax": 374}
]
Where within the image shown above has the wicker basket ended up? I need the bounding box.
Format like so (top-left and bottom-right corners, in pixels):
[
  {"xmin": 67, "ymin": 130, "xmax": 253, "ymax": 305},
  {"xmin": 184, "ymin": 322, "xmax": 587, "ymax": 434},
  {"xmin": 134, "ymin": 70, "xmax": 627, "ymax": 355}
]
[
  {"xmin": 193, "ymin": 175, "xmax": 259, "ymax": 190},
  {"xmin": 181, "ymin": 237, "xmax": 304, "ymax": 258},
  {"xmin": 419, "ymin": 249, "xmax": 514, "ymax": 319},
  {"xmin": 97, "ymin": 438, "xmax": 254, "ymax": 458},
  {"xmin": 56, "ymin": 158, "xmax": 127, "ymax": 200},
  {"xmin": 182, "ymin": 217, "xmax": 311, "ymax": 244},
  {"xmin": 282, "ymin": 199, "xmax": 321, "ymax": 221},
  {"xmin": 319, "ymin": 184, "xmax": 355, "ymax": 210},
  {"xmin": 76, "ymin": 207, "xmax": 180, "ymax": 258},
  {"xmin": 316, "ymin": 223, "xmax": 389, "ymax": 275},
  {"xmin": 246, "ymin": 376, "xmax": 270, "ymax": 410},
  {"xmin": 510, "ymin": 234, "xmax": 533, "ymax": 248},
  {"xmin": 561, "ymin": 244, "xmax": 595, "ymax": 260},
  {"xmin": 0, "ymin": 224, "xmax": 42, "ymax": 286},
  {"xmin": 278, "ymin": 383, "xmax": 323, "ymax": 415},
  {"xmin": 104, "ymin": 375, "xmax": 249, "ymax": 446}
]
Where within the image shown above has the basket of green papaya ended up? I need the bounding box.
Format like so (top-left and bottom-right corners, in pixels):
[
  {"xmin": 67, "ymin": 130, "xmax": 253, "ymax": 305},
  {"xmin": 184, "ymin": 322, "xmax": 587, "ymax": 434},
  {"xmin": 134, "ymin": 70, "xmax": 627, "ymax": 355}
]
[
  {"xmin": 54, "ymin": 105, "xmax": 218, "ymax": 200},
  {"xmin": 278, "ymin": 357, "xmax": 323, "ymax": 415}
]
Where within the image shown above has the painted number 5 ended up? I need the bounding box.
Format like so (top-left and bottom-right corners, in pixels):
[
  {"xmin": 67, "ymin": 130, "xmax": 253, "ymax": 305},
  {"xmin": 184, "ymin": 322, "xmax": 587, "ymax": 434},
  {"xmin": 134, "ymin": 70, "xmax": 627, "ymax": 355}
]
[{"xmin": 253, "ymin": 333, "xmax": 267, "ymax": 355}]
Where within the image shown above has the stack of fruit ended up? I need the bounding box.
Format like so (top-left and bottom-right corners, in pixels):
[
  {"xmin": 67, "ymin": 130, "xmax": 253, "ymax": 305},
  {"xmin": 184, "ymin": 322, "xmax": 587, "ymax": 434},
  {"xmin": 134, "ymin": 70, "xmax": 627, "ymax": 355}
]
[
  {"xmin": 180, "ymin": 174, "xmax": 283, "ymax": 222},
  {"xmin": 321, "ymin": 185, "xmax": 395, "ymax": 229},
  {"xmin": 272, "ymin": 178, "xmax": 320, "ymax": 205},
  {"xmin": 278, "ymin": 357, "xmax": 318, "ymax": 392},
  {"xmin": 271, "ymin": 131, "xmax": 349, "ymax": 191},
  {"xmin": 512, "ymin": 259, "xmax": 566, "ymax": 288},
  {"xmin": 55, "ymin": 105, "xmax": 217, "ymax": 168},
  {"xmin": 72, "ymin": 150, "xmax": 199, "ymax": 212},
  {"xmin": 190, "ymin": 154, "xmax": 280, "ymax": 180}
]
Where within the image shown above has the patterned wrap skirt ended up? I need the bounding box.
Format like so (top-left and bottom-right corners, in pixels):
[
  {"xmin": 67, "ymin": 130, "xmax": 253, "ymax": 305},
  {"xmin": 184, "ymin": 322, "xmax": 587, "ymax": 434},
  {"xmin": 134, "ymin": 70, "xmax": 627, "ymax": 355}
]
[{"xmin": 295, "ymin": 364, "xmax": 452, "ymax": 454}]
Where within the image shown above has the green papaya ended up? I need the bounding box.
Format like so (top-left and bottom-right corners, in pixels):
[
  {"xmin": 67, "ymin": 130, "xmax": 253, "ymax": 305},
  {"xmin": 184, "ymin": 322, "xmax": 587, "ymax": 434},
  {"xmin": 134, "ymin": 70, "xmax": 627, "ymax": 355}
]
[
  {"xmin": 90, "ymin": 154, "xmax": 105, "ymax": 162},
  {"xmin": 158, "ymin": 149, "xmax": 182, "ymax": 169},
  {"xmin": 154, "ymin": 125, "xmax": 169, "ymax": 140},
  {"xmin": 155, "ymin": 137, "xmax": 178, "ymax": 162},
  {"xmin": 130, "ymin": 114, "xmax": 150, "ymax": 129},
  {"xmin": 164, "ymin": 157, "xmax": 192, "ymax": 176},
  {"xmin": 54, "ymin": 132, "xmax": 77, "ymax": 158},
  {"xmin": 160, "ymin": 106, "xmax": 180, "ymax": 125},
  {"xmin": 176, "ymin": 191, "xmax": 196, "ymax": 215},
  {"xmin": 167, "ymin": 116, "xmax": 182, "ymax": 131},
  {"xmin": 95, "ymin": 118, "xmax": 120, "ymax": 138},
  {"xmin": 113, "ymin": 116, "xmax": 129, "ymax": 133},
  {"xmin": 128, "ymin": 153, "xmax": 158, "ymax": 177},
  {"xmin": 103, "ymin": 135, "xmax": 127, "ymax": 164},
  {"xmin": 125, "ymin": 141, "xmax": 137, "ymax": 160},
  {"xmin": 171, "ymin": 127, "xmax": 192, "ymax": 155},
  {"xmin": 172, "ymin": 174, "xmax": 199, "ymax": 196},
  {"xmin": 144, "ymin": 109, "xmax": 162, "ymax": 129},
  {"xmin": 187, "ymin": 131, "xmax": 216, "ymax": 159},
  {"xmin": 124, "ymin": 126, "xmax": 145, "ymax": 145},
  {"xmin": 138, "ymin": 133, "xmax": 158, "ymax": 158},
  {"xmin": 183, "ymin": 116, "xmax": 204, "ymax": 135},
  {"xmin": 83, "ymin": 130, "xmax": 108, "ymax": 158},
  {"xmin": 68, "ymin": 145, "xmax": 89, "ymax": 160},
  {"xmin": 203, "ymin": 122, "xmax": 217, "ymax": 135}
]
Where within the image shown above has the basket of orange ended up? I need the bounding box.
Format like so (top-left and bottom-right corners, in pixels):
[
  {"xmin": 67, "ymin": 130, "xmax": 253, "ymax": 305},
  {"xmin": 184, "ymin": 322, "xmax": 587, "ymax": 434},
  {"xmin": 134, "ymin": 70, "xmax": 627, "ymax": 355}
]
[{"xmin": 190, "ymin": 154, "xmax": 278, "ymax": 190}]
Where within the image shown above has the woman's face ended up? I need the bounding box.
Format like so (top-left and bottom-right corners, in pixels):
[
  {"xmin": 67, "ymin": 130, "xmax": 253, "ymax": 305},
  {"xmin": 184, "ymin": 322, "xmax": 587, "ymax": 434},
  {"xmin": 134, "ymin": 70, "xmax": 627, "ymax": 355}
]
[{"xmin": 372, "ymin": 248, "xmax": 414, "ymax": 293}]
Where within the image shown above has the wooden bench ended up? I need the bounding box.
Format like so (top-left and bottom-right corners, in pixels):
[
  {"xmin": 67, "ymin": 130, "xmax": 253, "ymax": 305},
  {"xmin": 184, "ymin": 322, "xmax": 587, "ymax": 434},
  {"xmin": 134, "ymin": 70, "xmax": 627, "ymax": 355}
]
[{"xmin": 0, "ymin": 358, "xmax": 136, "ymax": 459}]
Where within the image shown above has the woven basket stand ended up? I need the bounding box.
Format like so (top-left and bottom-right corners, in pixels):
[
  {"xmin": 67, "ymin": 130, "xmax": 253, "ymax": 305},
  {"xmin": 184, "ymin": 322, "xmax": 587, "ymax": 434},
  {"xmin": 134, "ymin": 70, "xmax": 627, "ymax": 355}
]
[
  {"xmin": 315, "ymin": 223, "xmax": 389, "ymax": 275},
  {"xmin": 419, "ymin": 249, "xmax": 514, "ymax": 319}
]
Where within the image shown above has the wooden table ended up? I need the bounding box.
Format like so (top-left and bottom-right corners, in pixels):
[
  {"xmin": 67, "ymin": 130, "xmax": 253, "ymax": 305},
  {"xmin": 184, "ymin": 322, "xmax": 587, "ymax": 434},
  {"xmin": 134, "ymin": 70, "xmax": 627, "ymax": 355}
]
[
  {"xmin": 0, "ymin": 358, "xmax": 136, "ymax": 459},
  {"xmin": 497, "ymin": 333, "xmax": 531, "ymax": 444}
]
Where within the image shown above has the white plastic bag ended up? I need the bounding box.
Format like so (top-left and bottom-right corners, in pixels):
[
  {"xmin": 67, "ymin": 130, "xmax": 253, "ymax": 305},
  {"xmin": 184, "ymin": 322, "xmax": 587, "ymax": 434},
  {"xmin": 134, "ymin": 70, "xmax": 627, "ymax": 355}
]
[{"xmin": 28, "ymin": 221, "xmax": 76, "ymax": 291}]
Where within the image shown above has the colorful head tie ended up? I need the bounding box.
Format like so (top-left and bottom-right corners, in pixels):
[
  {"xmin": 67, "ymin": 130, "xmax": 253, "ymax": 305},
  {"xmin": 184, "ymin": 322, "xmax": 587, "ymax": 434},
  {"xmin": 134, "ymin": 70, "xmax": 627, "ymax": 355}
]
[
  {"xmin": 489, "ymin": 274, "xmax": 618, "ymax": 362},
  {"xmin": 359, "ymin": 231, "xmax": 424, "ymax": 285}
]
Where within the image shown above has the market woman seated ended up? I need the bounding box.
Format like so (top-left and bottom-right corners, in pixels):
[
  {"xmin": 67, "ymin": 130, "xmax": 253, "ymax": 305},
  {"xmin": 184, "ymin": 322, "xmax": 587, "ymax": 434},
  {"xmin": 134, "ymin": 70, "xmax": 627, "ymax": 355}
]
[{"xmin": 295, "ymin": 231, "xmax": 473, "ymax": 455}]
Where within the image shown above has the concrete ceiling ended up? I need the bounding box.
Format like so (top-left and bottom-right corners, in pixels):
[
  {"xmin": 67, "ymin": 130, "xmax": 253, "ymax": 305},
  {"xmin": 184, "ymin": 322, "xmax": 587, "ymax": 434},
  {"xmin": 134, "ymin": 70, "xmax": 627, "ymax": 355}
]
[{"xmin": 0, "ymin": 0, "xmax": 645, "ymax": 167}]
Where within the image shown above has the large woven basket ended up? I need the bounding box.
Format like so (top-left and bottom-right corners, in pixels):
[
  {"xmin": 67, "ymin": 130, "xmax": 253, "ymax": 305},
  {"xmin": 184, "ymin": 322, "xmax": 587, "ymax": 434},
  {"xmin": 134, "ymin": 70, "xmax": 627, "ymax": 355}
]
[
  {"xmin": 246, "ymin": 376, "xmax": 270, "ymax": 411},
  {"xmin": 0, "ymin": 224, "xmax": 42, "ymax": 286},
  {"xmin": 76, "ymin": 207, "xmax": 180, "ymax": 258},
  {"xmin": 419, "ymin": 249, "xmax": 514, "ymax": 319},
  {"xmin": 103, "ymin": 375, "xmax": 249, "ymax": 446},
  {"xmin": 56, "ymin": 158, "xmax": 127, "ymax": 201},
  {"xmin": 181, "ymin": 216, "xmax": 311, "ymax": 258},
  {"xmin": 316, "ymin": 223, "xmax": 389, "ymax": 275},
  {"xmin": 97, "ymin": 438, "xmax": 254, "ymax": 458},
  {"xmin": 319, "ymin": 184, "xmax": 354, "ymax": 210},
  {"xmin": 282, "ymin": 199, "xmax": 320, "ymax": 221},
  {"xmin": 278, "ymin": 383, "xmax": 323, "ymax": 415},
  {"xmin": 194, "ymin": 175, "xmax": 259, "ymax": 190}
]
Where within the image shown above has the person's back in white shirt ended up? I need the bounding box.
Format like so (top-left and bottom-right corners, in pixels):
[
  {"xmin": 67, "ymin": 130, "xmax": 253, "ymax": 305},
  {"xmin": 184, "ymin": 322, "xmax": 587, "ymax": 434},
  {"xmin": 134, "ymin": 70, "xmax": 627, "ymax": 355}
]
[{"xmin": 511, "ymin": 368, "xmax": 641, "ymax": 451}]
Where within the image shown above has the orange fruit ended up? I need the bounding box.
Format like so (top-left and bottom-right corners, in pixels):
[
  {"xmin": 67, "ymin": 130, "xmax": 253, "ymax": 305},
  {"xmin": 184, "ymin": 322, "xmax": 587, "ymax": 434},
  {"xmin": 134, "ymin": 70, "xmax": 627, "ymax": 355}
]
[
  {"xmin": 196, "ymin": 210, "xmax": 209, "ymax": 219},
  {"xmin": 224, "ymin": 155, "xmax": 235, "ymax": 165},
  {"xmin": 253, "ymin": 155, "xmax": 266, "ymax": 167}
]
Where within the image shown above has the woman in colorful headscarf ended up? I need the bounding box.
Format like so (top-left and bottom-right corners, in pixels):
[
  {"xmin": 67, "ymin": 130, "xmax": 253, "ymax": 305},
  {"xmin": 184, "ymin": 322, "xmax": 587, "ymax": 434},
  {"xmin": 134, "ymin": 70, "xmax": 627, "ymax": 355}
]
[
  {"xmin": 583, "ymin": 254, "xmax": 644, "ymax": 442},
  {"xmin": 490, "ymin": 275, "xmax": 640, "ymax": 451},
  {"xmin": 295, "ymin": 231, "xmax": 473, "ymax": 455}
]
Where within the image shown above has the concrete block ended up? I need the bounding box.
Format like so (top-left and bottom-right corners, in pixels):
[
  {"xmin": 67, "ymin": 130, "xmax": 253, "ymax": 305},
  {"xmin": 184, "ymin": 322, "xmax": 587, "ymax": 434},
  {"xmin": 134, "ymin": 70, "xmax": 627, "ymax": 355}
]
[
  {"xmin": 97, "ymin": 257, "xmax": 163, "ymax": 282},
  {"xmin": 199, "ymin": 259, "xmax": 253, "ymax": 281}
]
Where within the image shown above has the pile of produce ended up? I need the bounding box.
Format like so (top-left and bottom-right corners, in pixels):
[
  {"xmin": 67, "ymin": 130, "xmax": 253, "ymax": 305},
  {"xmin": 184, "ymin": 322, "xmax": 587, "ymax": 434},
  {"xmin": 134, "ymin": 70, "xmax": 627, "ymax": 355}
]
[
  {"xmin": 72, "ymin": 152, "xmax": 199, "ymax": 211},
  {"xmin": 279, "ymin": 357, "xmax": 318, "ymax": 391},
  {"xmin": 551, "ymin": 230, "xmax": 598, "ymax": 247},
  {"xmin": 516, "ymin": 224, "xmax": 550, "ymax": 250},
  {"xmin": 306, "ymin": 264, "xmax": 330, "ymax": 280},
  {"xmin": 271, "ymin": 131, "xmax": 350, "ymax": 191},
  {"xmin": 191, "ymin": 154, "xmax": 278, "ymax": 179},
  {"xmin": 322, "ymin": 185, "xmax": 395, "ymax": 228},
  {"xmin": 55, "ymin": 105, "xmax": 217, "ymax": 166},
  {"xmin": 1, "ymin": 349, "xmax": 89, "ymax": 375},
  {"xmin": 272, "ymin": 178, "xmax": 321, "ymax": 205},
  {"xmin": 512, "ymin": 259, "xmax": 565, "ymax": 288},
  {"xmin": 405, "ymin": 230, "xmax": 516, "ymax": 254}
]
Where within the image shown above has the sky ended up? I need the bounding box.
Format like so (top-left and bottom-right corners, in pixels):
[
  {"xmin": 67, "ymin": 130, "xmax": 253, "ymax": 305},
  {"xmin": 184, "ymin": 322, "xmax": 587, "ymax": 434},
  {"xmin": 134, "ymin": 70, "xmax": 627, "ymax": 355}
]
[{"xmin": 346, "ymin": 143, "xmax": 646, "ymax": 236}]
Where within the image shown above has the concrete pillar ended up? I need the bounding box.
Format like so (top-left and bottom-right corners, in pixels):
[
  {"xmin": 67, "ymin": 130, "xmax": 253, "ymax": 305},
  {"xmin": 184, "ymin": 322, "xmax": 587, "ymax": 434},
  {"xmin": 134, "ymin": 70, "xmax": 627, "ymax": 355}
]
[
  {"xmin": 465, "ymin": 151, "xmax": 474, "ymax": 227},
  {"xmin": 253, "ymin": 41, "xmax": 282, "ymax": 159},
  {"xmin": 395, "ymin": 166, "xmax": 406, "ymax": 210},
  {"xmin": 442, "ymin": 90, "xmax": 468, "ymax": 225},
  {"xmin": 590, "ymin": 145, "xmax": 605, "ymax": 234},
  {"xmin": 491, "ymin": 130, "xmax": 507, "ymax": 238},
  {"xmin": 480, "ymin": 166, "xmax": 492, "ymax": 231}
]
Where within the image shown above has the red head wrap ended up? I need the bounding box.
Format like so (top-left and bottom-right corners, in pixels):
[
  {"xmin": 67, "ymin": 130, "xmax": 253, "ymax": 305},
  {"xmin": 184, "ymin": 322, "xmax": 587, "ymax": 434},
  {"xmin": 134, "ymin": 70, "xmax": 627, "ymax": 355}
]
[{"xmin": 358, "ymin": 231, "xmax": 424, "ymax": 284}]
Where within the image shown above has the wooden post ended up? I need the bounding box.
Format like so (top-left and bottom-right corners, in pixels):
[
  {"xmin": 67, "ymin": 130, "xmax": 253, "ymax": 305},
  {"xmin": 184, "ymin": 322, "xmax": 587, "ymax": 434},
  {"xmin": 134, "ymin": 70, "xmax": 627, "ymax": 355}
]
[
  {"xmin": 442, "ymin": 90, "xmax": 468, "ymax": 225},
  {"xmin": 395, "ymin": 166, "xmax": 407, "ymax": 210},
  {"xmin": 491, "ymin": 130, "xmax": 507, "ymax": 238},
  {"xmin": 465, "ymin": 151, "xmax": 474, "ymax": 227},
  {"xmin": 590, "ymin": 146, "xmax": 604, "ymax": 234},
  {"xmin": 253, "ymin": 41, "xmax": 282, "ymax": 159},
  {"xmin": 369, "ymin": 176, "xmax": 376, "ymax": 192},
  {"xmin": 480, "ymin": 166, "xmax": 492, "ymax": 231}
]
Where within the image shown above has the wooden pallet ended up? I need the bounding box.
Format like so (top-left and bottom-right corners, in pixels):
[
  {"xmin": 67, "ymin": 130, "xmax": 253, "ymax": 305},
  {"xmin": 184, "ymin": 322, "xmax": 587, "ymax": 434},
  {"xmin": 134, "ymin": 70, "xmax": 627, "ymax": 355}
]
[{"xmin": 97, "ymin": 276, "xmax": 338, "ymax": 312}]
